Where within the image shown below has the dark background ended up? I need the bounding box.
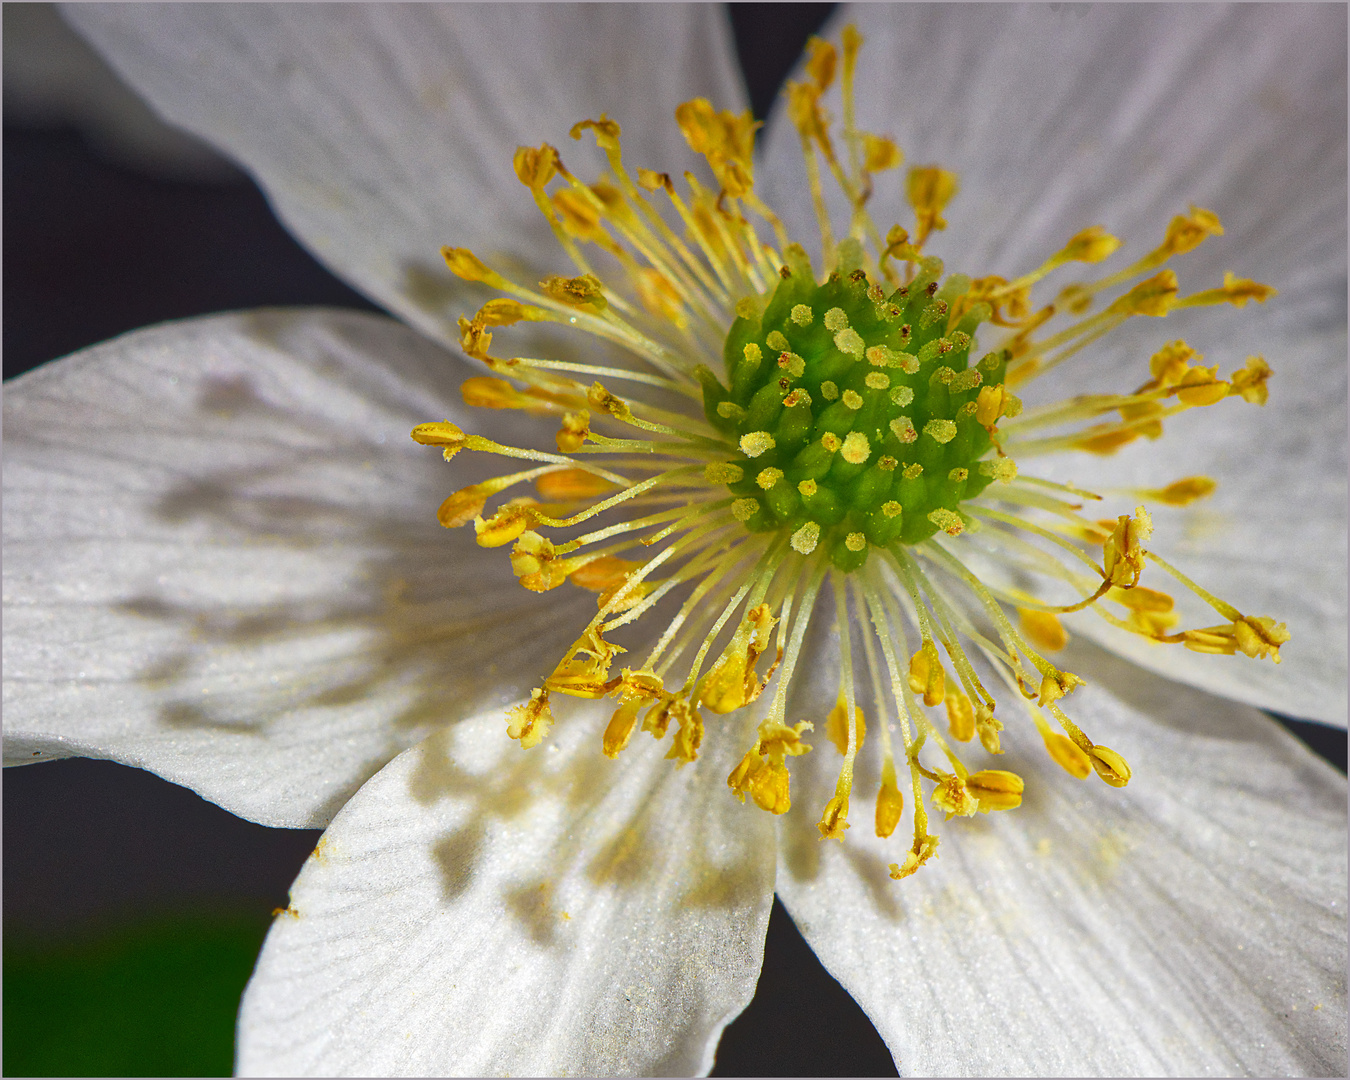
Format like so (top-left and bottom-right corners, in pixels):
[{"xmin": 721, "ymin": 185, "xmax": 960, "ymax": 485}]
[{"xmin": 3, "ymin": 4, "xmax": 1343, "ymax": 1077}]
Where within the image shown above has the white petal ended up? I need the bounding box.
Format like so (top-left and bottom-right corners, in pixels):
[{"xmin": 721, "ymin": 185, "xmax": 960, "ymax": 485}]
[
  {"xmin": 236, "ymin": 705, "xmax": 776, "ymax": 1077},
  {"xmin": 3, "ymin": 309, "xmax": 592, "ymax": 827},
  {"xmin": 63, "ymin": 3, "xmax": 746, "ymax": 348},
  {"xmin": 778, "ymin": 636, "xmax": 1347, "ymax": 1077}
]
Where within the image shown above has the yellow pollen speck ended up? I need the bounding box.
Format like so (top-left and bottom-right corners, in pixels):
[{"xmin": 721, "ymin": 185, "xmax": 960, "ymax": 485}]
[
  {"xmin": 791, "ymin": 521, "xmax": 821, "ymax": 554},
  {"xmin": 950, "ymin": 368, "xmax": 982, "ymax": 392},
  {"xmin": 817, "ymin": 794, "xmax": 851, "ymax": 840},
  {"xmin": 766, "ymin": 330, "xmax": 790, "ymax": 352},
  {"xmin": 907, "ymin": 165, "xmax": 959, "ymax": 244},
  {"xmin": 975, "ymin": 384, "xmax": 1009, "ymax": 427},
  {"xmin": 442, "ymin": 246, "xmax": 498, "ymax": 284},
  {"xmin": 821, "ymin": 432, "xmax": 842, "ymax": 453},
  {"xmin": 705, "ymin": 462, "xmax": 744, "ymax": 484},
  {"xmin": 740, "ymin": 431, "xmax": 776, "ymax": 457},
  {"xmin": 966, "ymin": 769, "xmax": 1025, "ymax": 813},
  {"xmin": 878, "ymin": 455, "xmax": 898, "ymax": 471},
  {"xmin": 875, "ymin": 772, "xmax": 904, "ymax": 839},
  {"xmin": 1061, "ymin": 224, "xmax": 1122, "ymax": 264},
  {"xmin": 798, "ymin": 479, "xmax": 818, "ymax": 497},
  {"xmin": 835, "ymin": 328, "xmax": 866, "ymax": 358},
  {"xmin": 825, "ymin": 698, "xmax": 866, "ymax": 754},
  {"xmin": 890, "ymin": 416, "xmax": 917, "ymax": 443},
  {"xmin": 556, "ymin": 411, "xmax": 589, "ymax": 452},
  {"xmin": 1118, "ymin": 270, "xmax": 1179, "ymax": 317},
  {"xmin": 948, "ymin": 467, "xmax": 968, "ymax": 482},
  {"xmin": 540, "ymin": 272, "xmax": 607, "ymax": 311},
  {"xmin": 1174, "ymin": 364, "xmax": 1229, "ymax": 406},
  {"xmin": 903, "ymin": 463, "xmax": 924, "ymax": 479},
  {"xmin": 1103, "ymin": 506, "xmax": 1152, "ymax": 588},
  {"xmin": 732, "ymin": 498, "xmax": 760, "ymax": 522},
  {"xmin": 1019, "ymin": 608, "xmax": 1069, "ymax": 651},
  {"xmin": 756, "ymin": 468, "xmax": 784, "ymax": 489},
  {"xmin": 865, "ymin": 372, "xmax": 891, "ymax": 390},
  {"xmin": 1088, "ymin": 745, "xmax": 1132, "ymax": 787},
  {"xmin": 924, "ymin": 419, "xmax": 958, "ymax": 444},
  {"xmin": 1043, "ymin": 731, "xmax": 1092, "ymax": 779},
  {"xmin": 890, "ymin": 385, "xmax": 914, "ymax": 407},
  {"xmin": 946, "ymin": 691, "xmax": 975, "ymax": 742},
  {"xmin": 742, "ymin": 342, "xmax": 763, "ymax": 367},
  {"xmin": 411, "ymin": 420, "xmax": 467, "ymax": 449},
  {"xmin": 882, "ymin": 500, "xmax": 902, "ymax": 518},
  {"xmin": 1155, "ymin": 476, "xmax": 1217, "ymax": 505},
  {"xmin": 820, "ymin": 380, "xmax": 840, "ymax": 401},
  {"xmin": 791, "ymin": 303, "xmax": 814, "ymax": 326},
  {"xmin": 536, "ymin": 469, "xmax": 614, "ymax": 502},
  {"xmin": 907, "ymin": 642, "xmax": 945, "ymax": 706},
  {"xmin": 778, "ymin": 352, "xmax": 807, "ymax": 378},
  {"xmin": 845, "ymin": 532, "xmax": 866, "ymax": 552},
  {"xmin": 506, "ymin": 688, "xmax": 553, "ymax": 749},
  {"xmin": 863, "ymin": 132, "xmax": 902, "ymax": 173},
  {"xmin": 979, "ymin": 458, "xmax": 1018, "ymax": 484},
  {"xmin": 928, "ymin": 508, "xmax": 964, "ymax": 535},
  {"xmin": 603, "ymin": 699, "xmax": 642, "ymax": 758},
  {"xmin": 842, "ymin": 389, "xmax": 864, "ymax": 410},
  {"xmin": 824, "ymin": 307, "xmax": 849, "ymax": 331},
  {"xmin": 841, "ymin": 431, "xmax": 871, "ymax": 464},
  {"xmin": 932, "ymin": 772, "xmax": 978, "ymax": 819},
  {"xmin": 1229, "ymin": 355, "xmax": 1272, "ymax": 404},
  {"xmin": 866, "ymin": 345, "xmax": 896, "ymax": 367}
]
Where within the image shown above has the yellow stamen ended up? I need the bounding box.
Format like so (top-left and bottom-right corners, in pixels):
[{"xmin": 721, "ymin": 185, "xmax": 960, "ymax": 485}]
[{"xmin": 413, "ymin": 22, "xmax": 1284, "ymax": 890}]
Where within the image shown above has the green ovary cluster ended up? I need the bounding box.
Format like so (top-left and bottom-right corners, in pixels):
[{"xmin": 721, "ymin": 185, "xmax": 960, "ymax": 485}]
[{"xmin": 698, "ymin": 244, "xmax": 1010, "ymax": 572}]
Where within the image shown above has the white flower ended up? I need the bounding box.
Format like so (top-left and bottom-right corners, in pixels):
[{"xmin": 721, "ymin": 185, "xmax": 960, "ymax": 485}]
[{"xmin": 4, "ymin": 4, "xmax": 1345, "ymax": 1076}]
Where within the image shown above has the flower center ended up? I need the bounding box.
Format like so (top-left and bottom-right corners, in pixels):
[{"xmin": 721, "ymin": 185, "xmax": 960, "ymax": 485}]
[{"xmin": 700, "ymin": 245, "xmax": 1013, "ymax": 568}]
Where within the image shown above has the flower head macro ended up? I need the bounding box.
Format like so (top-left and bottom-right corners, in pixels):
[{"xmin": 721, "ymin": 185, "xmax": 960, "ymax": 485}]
[
  {"xmin": 5, "ymin": 5, "xmax": 1346, "ymax": 1077},
  {"xmin": 425, "ymin": 29, "xmax": 1290, "ymax": 877}
]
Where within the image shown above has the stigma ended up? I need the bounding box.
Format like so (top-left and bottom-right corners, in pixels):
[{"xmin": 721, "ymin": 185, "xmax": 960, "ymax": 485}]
[{"xmin": 415, "ymin": 26, "xmax": 1286, "ymax": 880}]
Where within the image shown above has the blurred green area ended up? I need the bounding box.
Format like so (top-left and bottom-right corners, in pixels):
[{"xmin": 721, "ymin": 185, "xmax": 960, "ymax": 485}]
[{"xmin": 4, "ymin": 911, "xmax": 272, "ymax": 1078}]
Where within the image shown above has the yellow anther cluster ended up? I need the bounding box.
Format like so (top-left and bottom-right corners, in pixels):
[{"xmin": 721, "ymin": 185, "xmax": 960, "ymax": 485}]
[{"xmin": 729, "ymin": 720, "xmax": 814, "ymax": 814}]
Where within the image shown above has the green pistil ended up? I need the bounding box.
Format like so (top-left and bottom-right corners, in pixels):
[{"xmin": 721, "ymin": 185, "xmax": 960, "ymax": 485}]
[{"xmin": 700, "ymin": 242, "xmax": 1009, "ymax": 571}]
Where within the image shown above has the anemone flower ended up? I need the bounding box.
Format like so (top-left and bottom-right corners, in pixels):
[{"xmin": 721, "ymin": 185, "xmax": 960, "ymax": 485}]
[{"xmin": 5, "ymin": 4, "xmax": 1346, "ymax": 1076}]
